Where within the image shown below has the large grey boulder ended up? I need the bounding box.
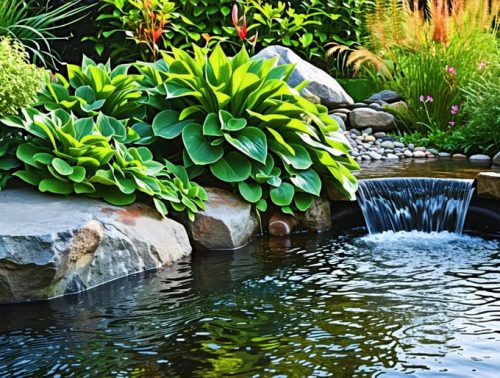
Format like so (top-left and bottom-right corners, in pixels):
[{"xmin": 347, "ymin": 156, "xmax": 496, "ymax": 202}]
[
  {"xmin": 253, "ymin": 45, "xmax": 353, "ymax": 107},
  {"xmin": 349, "ymin": 108, "xmax": 395, "ymax": 131},
  {"xmin": 187, "ymin": 188, "xmax": 258, "ymax": 250},
  {"xmin": 0, "ymin": 188, "xmax": 191, "ymax": 303}
]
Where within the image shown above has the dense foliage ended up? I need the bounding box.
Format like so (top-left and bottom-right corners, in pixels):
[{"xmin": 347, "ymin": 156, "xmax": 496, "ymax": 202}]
[
  {"xmin": 0, "ymin": 0, "xmax": 90, "ymax": 67},
  {"xmin": 88, "ymin": 0, "xmax": 370, "ymax": 72},
  {"xmin": 139, "ymin": 45, "xmax": 358, "ymax": 214},
  {"xmin": 0, "ymin": 38, "xmax": 45, "ymax": 117}
]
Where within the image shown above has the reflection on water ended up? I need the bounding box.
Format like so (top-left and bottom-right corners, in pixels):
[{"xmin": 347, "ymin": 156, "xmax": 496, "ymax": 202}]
[
  {"xmin": 0, "ymin": 231, "xmax": 499, "ymax": 377},
  {"xmin": 357, "ymin": 159, "xmax": 499, "ymax": 179}
]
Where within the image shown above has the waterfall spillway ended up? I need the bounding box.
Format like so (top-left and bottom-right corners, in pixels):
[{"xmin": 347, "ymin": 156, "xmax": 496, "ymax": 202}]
[{"xmin": 357, "ymin": 178, "xmax": 475, "ymax": 235}]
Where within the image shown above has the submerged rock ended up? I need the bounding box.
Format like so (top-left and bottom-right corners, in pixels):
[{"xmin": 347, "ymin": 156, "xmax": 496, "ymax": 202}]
[
  {"xmin": 187, "ymin": 188, "xmax": 258, "ymax": 250},
  {"xmin": 0, "ymin": 188, "xmax": 191, "ymax": 303},
  {"xmin": 253, "ymin": 45, "xmax": 354, "ymax": 107}
]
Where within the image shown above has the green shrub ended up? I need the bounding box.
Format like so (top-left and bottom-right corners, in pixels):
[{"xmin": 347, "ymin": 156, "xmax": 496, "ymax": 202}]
[
  {"xmin": 139, "ymin": 45, "xmax": 358, "ymax": 214},
  {"xmin": 455, "ymin": 70, "xmax": 500, "ymax": 155},
  {"xmin": 0, "ymin": 38, "xmax": 45, "ymax": 117},
  {"xmin": 2, "ymin": 108, "xmax": 206, "ymax": 219},
  {"xmin": 89, "ymin": 0, "xmax": 369, "ymax": 70}
]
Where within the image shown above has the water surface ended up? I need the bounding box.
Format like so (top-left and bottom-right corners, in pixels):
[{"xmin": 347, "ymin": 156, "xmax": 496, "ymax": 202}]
[
  {"xmin": 1, "ymin": 230, "xmax": 499, "ymax": 377},
  {"xmin": 358, "ymin": 159, "xmax": 499, "ymax": 179}
]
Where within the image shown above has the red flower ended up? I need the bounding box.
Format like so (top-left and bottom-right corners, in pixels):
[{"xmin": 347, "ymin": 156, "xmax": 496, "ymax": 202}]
[{"xmin": 231, "ymin": 4, "xmax": 247, "ymax": 40}]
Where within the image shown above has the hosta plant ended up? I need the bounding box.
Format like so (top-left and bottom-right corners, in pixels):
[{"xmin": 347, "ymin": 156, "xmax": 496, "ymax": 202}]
[
  {"xmin": 37, "ymin": 56, "xmax": 146, "ymax": 123},
  {"xmin": 142, "ymin": 45, "xmax": 358, "ymax": 214},
  {"xmin": 2, "ymin": 108, "xmax": 206, "ymax": 219}
]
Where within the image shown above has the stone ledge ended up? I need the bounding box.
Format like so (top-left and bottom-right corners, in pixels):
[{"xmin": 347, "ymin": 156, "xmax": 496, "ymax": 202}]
[
  {"xmin": 0, "ymin": 188, "xmax": 191, "ymax": 303},
  {"xmin": 475, "ymin": 172, "xmax": 500, "ymax": 200}
]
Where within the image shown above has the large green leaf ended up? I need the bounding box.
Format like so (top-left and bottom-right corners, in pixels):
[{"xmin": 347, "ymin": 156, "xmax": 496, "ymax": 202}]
[
  {"xmin": 182, "ymin": 123, "xmax": 224, "ymax": 165},
  {"xmin": 290, "ymin": 169, "xmax": 322, "ymax": 196},
  {"xmin": 238, "ymin": 181, "xmax": 262, "ymax": 203},
  {"xmin": 153, "ymin": 110, "xmax": 190, "ymax": 139},
  {"xmin": 39, "ymin": 179, "xmax": 74, "ymax": 195},
  {"xmin": 270, "ymin": 183, "xmax": 295, "ymax": 206},
  {"xmin": 52, "ymin": 158, "xmax": 74, "ymax": 176},
  {"xmin": 210, "ymin": 152, "xmax": 251, "ymax": 183},
  {"xmin": 224, "ymin": 127, "xmax": 267, "ymax": 164}
]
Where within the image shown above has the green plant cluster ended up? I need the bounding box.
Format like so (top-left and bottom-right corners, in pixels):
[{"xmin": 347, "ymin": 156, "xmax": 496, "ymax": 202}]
[
  {"xmin": 0, "ymin": 44, "xmax": 359, "ymax": 219},
  {"xmin": 2, "ymin": 108, "xmax": 206, "ymax": 219},
  {"xmin": 89, "ymin": 0, "xmax": 369, "ymax": 71},
  {"xmin": 0, "ymin": 38, "xmax": 45, "ymax": 117},
  {"xmin": 139, "ymin": 45, "xmax": 358, "ymax": 214}
]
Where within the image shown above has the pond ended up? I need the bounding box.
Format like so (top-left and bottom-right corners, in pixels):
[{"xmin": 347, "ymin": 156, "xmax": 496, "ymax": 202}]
[
  {"xmin": 1, "ymin": 230, "xmax": 499, "ymax": 377},
  {"xmin": 357, "ymin": 159, "xmax": 500, "ymax": 179}
]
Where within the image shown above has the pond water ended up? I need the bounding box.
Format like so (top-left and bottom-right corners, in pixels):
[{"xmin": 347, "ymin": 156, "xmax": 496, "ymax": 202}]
[
  {"xmin": 1, "ymin": 230, "xmax": 499, "ymax": 377},
  {"xmin": 357, "ymin": 159, "xmax": 499, "ymax": 179}
]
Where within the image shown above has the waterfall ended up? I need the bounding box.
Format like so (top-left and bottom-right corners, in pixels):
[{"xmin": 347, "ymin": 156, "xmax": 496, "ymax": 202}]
[{"xmin": 357, "ymin": 178, "xmax": 475, "ymax": 235}]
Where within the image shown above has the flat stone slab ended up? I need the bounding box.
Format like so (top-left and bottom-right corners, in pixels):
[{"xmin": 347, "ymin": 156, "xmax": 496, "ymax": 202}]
[{"xmin": 0, "ymin": 188, "xmax": 191, "ymax": 303}]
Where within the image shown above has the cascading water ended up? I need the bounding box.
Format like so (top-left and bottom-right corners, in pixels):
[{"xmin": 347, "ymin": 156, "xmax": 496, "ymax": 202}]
[{"xmin": 357, "ymin": 178, "xmax": 475, "ymax": 235}]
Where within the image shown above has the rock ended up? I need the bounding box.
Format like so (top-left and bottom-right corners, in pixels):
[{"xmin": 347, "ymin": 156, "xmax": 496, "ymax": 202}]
[
  {"xmin": 299, "ymin": 197, "xmax": 332, "ymax": 232},
  {"xmin": 0, "ymin": 188, "xmax": 191, "ymax": 303},
  {"xmin": 369, "ymin": 151, "xmax": 383, "ymax": 160},
  {"xmin": 469, "ymin": 154, "xmax": 491, "ymax": 162},
  {"xmin": 493, "ymin": 152, "xmax": 500, "ymax": 166},
  {"xmin": 369, "ymin": 103, "xmax": 384, "ymax": 111},
  {"xmin": 333, "ymin": 112, "xmax": 347, "ymax": 122},
  {"xmin": 403, "ymin": 150, "xmax": 413, "ymax": 158},
  {"xmin": 363, "ymin": 127, "xmax": 373, "ymax": 135},
  {"xmin": 374, "ymin": 132, "xmax": 386, "ymax": 139},
  {"xmin": 253, "ymin": 46, "xmax": 353, "ymax": 107},
  {"xmin": 414, "ymin": 146, "xmax": 426, "ymax": 152},
  {"xmin": 349, "ymin": 108, "xmax": 395, "ymax": 131},
  {"xmin": 476, "ymin": 172, "xmax": 500, "ymax": 200},
  {"xmin": 438, "ymin": 152, "xmax": 451, "ymax": 158},
  {"xmin": 393, "ymin": 142, "xmax": 405, "ymax": 148},
  {"xmin": 413, "ymin": 150, "xmax": 427, "ymax": 158},
  {"xmin": 387, "ymin": 101, "xmax": 409, "ymax": 111},
  {"xmin": 188, "ymin": 188, "xmax": 258, "ymax": 250},
  {"xmin": 268, "ymin": 213, "xmax": 298, "ymax": 237},
  {"xmin": 452, "ymin": 153, "xmax": 467, "ymax": 159},
  {"xmin": 380, "ymin": 141, "xmax": 394, "ymax": 149},
  {"xmin": 366, "ymin": 90, "xmax": 402, "ymax": 103},
  {"xmin": 329, "ymin": 114, "xmax": 346, "ymax": 131},
  {"xmin": 350, "ymin": 129, "xmax": 361, "ymax": 136},
  {"xmin": 332, "ymin": 108, "xmax": 351, "ymax": 115},
  {"xmin": 386, "ymin": 153, "xmax": 399, "ymax": 160},
  {"xmin": 352, "ymin": 102, "xmax": 368, "ymax": 109},
  {"xmin": 408, "ymin": 143, "xmax": 415, "ymax": 151},
  {"xmin": 428, "ymin": 148, "xmax": 439, "ymax": 155},
  {"xmin": 364, "ymin": 135, "xmax": 376, "ymax": 142},
  {"xmin": 300, "ymin": 88, "xmax": 321, "ymax": 104}
]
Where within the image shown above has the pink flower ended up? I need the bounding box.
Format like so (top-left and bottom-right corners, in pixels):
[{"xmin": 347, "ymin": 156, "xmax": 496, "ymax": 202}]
[
  {"xmin": 478, "ymin": 61, "xmax": 487, "ymax": 70},
  {"xmin": 449, "ymin": 121, "xmax": 456, "ymax": 126},
  {"xmin": 451, "ymin": 104, "xmax": 459, "ymax": 115},
  {"xmin": 446, "ymin": 65, "xmax": 457, "ymax": 75},
  {"xmin": 419, "ymin": 95, "xmax": 433, "ymax": 103}
]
